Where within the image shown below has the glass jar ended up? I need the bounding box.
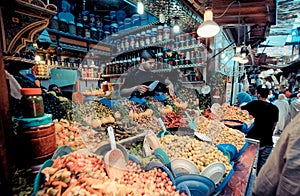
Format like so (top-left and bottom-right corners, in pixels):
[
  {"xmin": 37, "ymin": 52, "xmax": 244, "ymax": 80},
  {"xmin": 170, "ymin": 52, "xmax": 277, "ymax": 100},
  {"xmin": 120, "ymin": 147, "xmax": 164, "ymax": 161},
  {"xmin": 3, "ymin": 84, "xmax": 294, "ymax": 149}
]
[
  {"xmin": 124, "ymin": 36, "xmax": 130, "ymax": 50},
  {"xmin": 151, "ymin": 28, "xmax": 157, "ymax": 44},
  {"xmin": 135, "ymin": 33, "xmax": 140, "ymax": 48},
  {"xmin": 140, "ymin": 31, "xmax": 145, "ymax": 47},
  {"xmin": 163, "ymin": 24, "xmax": 171, "ymax": 40},
  {"xmin": 157, "ymin": 25, "xmax": 164, "ymax": 42},
  {"xmin": 49, "ymin": 16, "xmax": 58, "ymax": 30},
  {"xmin": 59, "ymin": 19, "xmax": 68, "ymax": 32},
  {"xmin": 145, "ymin": 30, "xmax": 151, "ymax": 45},
  {"xmin": 90, "ymin": 24, "xmax": 98, "ymax": 40},
  {"xmin": 68, "ymin": 21, "xmax": 76, "ymax": 35},
  {"xmin": 20, "ymin": 88, "xmax": 44, "ymax": 118},
  {"xmin": 76, "ymin": 22, "xmax": 84, "ymax": 37},
  {"xmin": 129, "ymin": 34, "xmax": 135, "ymax": 49}
]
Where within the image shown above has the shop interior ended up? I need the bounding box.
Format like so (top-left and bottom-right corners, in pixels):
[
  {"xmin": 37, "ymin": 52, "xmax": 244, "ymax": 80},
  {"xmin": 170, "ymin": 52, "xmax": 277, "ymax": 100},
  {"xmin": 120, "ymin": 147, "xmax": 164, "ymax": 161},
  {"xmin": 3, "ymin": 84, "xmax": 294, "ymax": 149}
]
[{"xmin": 0, "ymin": 0, "xmax": 299, "ymax": 195}]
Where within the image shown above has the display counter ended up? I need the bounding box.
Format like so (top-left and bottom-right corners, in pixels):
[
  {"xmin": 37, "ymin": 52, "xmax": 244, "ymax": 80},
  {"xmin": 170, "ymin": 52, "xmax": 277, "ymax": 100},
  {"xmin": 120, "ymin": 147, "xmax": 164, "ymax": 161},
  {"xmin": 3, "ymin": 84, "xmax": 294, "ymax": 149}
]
[{"xmin": 220, "ymin": 139, "xmax": 260, "ymax": 196}]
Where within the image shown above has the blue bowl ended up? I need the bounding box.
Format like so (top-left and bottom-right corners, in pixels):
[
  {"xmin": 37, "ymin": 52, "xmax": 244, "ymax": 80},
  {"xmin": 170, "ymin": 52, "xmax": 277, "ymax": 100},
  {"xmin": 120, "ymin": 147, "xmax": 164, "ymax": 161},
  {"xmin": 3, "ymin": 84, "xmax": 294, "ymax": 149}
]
[
  {"xmin": 32, "ymin": 159, "xmax": 54, "ymax": 195},
  {"xmin": 146, "ymin": 161, "xmax": 176, "ymax": 185},
  {"xmin": 175, "ymin": 174, "xmax": 215, "ymax": 196},
  {"xmin": 216, "ymin": 144, "xmax": 238, "ymax": 161}
]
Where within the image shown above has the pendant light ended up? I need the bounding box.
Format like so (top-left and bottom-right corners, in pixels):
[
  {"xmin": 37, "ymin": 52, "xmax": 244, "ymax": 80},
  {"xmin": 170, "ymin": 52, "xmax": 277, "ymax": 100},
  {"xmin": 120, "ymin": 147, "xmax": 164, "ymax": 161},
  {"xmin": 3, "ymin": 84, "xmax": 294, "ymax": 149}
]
[
  {"xmin": 238, "ymin": 25, "xmax": 249, "ymax": 64},
  {"xmin": 137, "ymin": 0, "xmax": 144, "ymax": 15},
  {"xmin": 197, "ymin": 7, "xmax": 220, "ymax": 38},
  {"xmin": 231, "ymin": 1, "xmax": 242, "ymax": 62}
]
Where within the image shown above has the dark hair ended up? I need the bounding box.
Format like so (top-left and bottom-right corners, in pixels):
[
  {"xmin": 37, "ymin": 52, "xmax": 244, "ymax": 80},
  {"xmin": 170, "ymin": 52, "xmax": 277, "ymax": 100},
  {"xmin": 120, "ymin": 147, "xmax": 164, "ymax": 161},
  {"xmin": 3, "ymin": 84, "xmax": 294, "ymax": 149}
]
[
  {"xmin": 140, "ymin": 49, "xmax": 156, "ymax": 61},
  {"xmin": 256, "ymin": 85, "xmax": 269, "ymax": 98},
  {"xmin": 48, "ymin": 84, "xmax": 58, "ymax": 91}
]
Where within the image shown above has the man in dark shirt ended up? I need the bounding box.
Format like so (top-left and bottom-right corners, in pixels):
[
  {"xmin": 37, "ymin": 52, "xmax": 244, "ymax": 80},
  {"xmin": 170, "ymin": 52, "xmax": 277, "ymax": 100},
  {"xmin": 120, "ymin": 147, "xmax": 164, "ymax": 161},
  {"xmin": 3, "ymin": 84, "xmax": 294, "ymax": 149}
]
[
  {"xmin": 120, "ymin": 49, "xmax": 175, "ymax": 98},
  {"xmin": 241, "ymin": 85, "xmax": 279, "ymax": 174}
]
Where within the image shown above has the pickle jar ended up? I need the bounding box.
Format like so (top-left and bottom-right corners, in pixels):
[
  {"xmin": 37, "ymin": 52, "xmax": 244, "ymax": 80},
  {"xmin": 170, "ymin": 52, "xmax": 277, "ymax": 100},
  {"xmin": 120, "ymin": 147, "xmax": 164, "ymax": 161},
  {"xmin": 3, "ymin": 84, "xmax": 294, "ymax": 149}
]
[{"xmin": 20, "ymin": 88, "xmax": 44, "ymax": 118}]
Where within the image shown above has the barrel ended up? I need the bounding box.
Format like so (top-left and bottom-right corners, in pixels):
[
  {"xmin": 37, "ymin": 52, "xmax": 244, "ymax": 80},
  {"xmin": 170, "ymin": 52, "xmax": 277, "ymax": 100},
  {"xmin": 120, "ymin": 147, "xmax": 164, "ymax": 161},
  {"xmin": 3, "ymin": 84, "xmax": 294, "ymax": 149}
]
[{"xmin": 18, "ymin": 123, "xmax": 57, "ymax": 164}]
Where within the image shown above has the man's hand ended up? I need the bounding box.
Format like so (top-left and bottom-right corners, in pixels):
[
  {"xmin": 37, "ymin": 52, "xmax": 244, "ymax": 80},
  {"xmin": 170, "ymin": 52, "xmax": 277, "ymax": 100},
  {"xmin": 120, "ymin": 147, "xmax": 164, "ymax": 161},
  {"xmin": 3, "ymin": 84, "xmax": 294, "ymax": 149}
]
[
  {"xmin": 166, "ymin": 83, "xmax": 175, "ymax": 98},
  {"xmin": 136, "ymin": 85, "xmax": 149, "ymax": 94}
]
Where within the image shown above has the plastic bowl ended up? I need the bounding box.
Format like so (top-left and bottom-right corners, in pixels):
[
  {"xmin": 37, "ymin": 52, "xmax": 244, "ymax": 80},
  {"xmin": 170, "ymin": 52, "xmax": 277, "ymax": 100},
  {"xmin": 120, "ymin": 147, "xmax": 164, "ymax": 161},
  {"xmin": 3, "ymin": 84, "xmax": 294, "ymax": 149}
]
[
  {"xmin": 216, "ymin": 144, "xmax": 238, "ymax": 161},
  {"xmin": 175, "ymin": 174, "xmax": 215, "ymax": 196},
  {"xmin": 171, "ymin": 158, "xmax": 200, "ymax": 177},
  {"xmin": 200, "ymin": 162, "xmax": 226, "ymax": 185}
]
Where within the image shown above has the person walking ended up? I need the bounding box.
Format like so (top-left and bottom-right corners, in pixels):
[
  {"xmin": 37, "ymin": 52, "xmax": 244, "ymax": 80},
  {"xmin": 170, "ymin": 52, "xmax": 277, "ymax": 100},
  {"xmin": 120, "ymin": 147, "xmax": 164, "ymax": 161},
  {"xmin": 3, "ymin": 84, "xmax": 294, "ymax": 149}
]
[
  {"xmin": 252, "ymin": 112, "xmax": 300, "ymax": 196},
  {"xmin": 273, "ymin": 94, "xmax": 290, "ymax": 136},
  {"xmin": 241, "ymin": 85, "xmax": 279, "ymax": 174}
]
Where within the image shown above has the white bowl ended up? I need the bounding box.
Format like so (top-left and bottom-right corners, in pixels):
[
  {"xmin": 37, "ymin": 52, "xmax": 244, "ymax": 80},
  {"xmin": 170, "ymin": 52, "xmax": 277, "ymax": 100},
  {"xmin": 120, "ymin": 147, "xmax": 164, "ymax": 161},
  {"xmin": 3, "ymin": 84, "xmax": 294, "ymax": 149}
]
[
  {"xmin": 171, "ymin": 158, "xmax": 200, "ymax": 177},
  {"xmin": 201, "ymin": 162, "xmax": 226, "ymax": 185}
]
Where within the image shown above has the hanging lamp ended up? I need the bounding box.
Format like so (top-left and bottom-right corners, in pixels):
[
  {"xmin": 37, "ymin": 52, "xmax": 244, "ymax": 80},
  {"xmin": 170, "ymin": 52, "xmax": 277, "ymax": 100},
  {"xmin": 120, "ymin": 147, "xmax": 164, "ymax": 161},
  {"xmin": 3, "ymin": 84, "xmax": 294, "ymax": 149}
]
[
  {"xmin": 197, "ymin": 7, "xmax": 220, "ymax": 38},
  {"xmin": 238, "ymin": 25, "xmax": 249, "ymax": 64},
  {"xmin": 137, "ymin": 0, "xmax": 144, "ymax": 15},
  {"xmin": 231, "ymin": 1, "xmax": 242, "ymax": 62}
]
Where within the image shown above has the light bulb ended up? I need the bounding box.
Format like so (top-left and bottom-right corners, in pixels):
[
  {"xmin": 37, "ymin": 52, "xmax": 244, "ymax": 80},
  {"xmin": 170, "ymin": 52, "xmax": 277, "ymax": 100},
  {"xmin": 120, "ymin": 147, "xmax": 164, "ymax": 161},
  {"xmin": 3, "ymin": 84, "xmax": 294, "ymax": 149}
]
[
  {"xmin": 173, "ymin": 24, "xmax": 180, "ymax": 33},
  {"xmin": 35, "ymin": 55, "xmax": 41, "ymax": 62},
  {"xmin": 239, "ymin": 57, "xmax": 249, "ymax": 64},
  {"xmin": 137, "ymin": 1, "xmax": 144, "ymax": 15},
  {"xmin": 197, "ymin": 8, "xmax": 220, "ymax": 38}
]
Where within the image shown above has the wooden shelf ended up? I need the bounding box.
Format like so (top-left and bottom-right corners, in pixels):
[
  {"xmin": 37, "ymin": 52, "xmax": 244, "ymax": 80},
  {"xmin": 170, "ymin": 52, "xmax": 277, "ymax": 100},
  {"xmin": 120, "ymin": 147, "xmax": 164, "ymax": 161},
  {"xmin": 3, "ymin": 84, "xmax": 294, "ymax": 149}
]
[
  {"xmin": 173, "ymin": 43, "xmax": 206, "ymax": 51},
  {"xmin": 80, "ymin": 77, "xmax": 104, "ymax": 81},
  {"xmin": 112, "ymin": 39, "xmax": 174, "ymax": 57},
  {"xmin": 3, "ymin": 56, "xmax": 36, "ymax": 64},
  {"xmin": 101, "ymin": 74, "xmax": 127, "ymax": 77}
]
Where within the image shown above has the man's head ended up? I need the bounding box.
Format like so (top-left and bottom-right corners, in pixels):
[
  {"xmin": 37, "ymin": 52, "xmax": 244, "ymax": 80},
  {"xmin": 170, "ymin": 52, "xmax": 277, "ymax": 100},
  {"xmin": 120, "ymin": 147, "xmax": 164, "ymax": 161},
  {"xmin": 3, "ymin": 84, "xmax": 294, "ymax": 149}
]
[
  {"xmin": 48, "ymin": 84, "xmax": 63, "ymax": 96},
  {"xmin": 256, "ymin": 85, "xmax": 269, "ymax": 99},
  {"xmin": 140, "ymin": 49, "xmax": 156, "ymax": 71}
]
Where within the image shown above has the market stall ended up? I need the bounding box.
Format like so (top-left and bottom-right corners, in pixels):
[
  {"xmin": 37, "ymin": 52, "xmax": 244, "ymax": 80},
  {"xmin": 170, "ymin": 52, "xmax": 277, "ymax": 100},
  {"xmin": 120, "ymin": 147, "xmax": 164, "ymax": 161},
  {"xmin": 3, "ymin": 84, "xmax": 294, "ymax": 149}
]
[{"xmin": 11, "ymin": 87, "xmax": 258, "ymax": 195}]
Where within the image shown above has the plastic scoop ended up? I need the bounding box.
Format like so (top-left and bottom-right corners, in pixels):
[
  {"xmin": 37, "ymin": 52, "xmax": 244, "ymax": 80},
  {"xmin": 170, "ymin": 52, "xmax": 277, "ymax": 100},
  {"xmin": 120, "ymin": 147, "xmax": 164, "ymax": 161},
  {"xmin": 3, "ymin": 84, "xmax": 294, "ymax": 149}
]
[
  {"xmin": 143, "ymin": 130, "xmax": 161, "ymax": 156},
  {"xmin": 185, "ymin": 111, "xmax": 198, "ymax": 130},
  {"xmin": 157, "ymin": 118, "xmax": 171, "ymax": 138},
  {"xmin": 104, "ymin": 126, "xmax": 127, "ymax": 179},
  {"xmin": 148, "ymin": 80, "xmax": 159, "ymax": 91}
]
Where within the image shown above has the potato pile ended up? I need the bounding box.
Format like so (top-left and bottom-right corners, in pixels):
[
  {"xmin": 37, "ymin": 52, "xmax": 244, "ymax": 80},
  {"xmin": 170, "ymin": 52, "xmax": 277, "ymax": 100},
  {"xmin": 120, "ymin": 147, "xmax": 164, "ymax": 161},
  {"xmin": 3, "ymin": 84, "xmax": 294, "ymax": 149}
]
[
  {"xmin": 159, "ymin": 135, "xmax": 232, "ymax": 174},
  {"xmin": 194, "ymin": 116, "xmax": 246, "ymax": 151}
]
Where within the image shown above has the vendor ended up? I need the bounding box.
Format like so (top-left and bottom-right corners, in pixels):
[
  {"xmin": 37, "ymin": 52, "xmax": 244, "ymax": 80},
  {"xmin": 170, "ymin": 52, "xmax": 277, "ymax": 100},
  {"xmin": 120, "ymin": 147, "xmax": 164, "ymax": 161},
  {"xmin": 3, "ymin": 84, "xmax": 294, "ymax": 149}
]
[
  {"xmin": 48, "ymin": 84, "xmax": 63, "ymax": 97},
  {"xmin": 120, "ymin": 49, "xmax": 175, "ymax": 98}
]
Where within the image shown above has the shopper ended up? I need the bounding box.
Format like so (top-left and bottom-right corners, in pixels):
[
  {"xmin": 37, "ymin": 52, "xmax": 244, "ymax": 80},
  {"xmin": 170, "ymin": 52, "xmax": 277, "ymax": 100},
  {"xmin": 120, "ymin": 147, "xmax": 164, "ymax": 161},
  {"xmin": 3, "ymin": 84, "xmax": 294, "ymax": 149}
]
[
  {"xmin": 252, "ymin": 112, "xmax": 300, "ymax": 196},
  {"xmin": 236, "ymin": 92, "xmax": 252, "ymax": 107},
  {"xmin": 273, "ymin": 94, "xmax": 290, "ymax": 136},
  {"xmin": 290, "ymin": 93, "xmax": 300, "ymax": 120},
  {"xmin": 241, "ymin": 85, "xmax": 279, "ymax": 174},
  {"xmin": 120, "ymin": 49, "xmax": 175, "ymax": 98}
]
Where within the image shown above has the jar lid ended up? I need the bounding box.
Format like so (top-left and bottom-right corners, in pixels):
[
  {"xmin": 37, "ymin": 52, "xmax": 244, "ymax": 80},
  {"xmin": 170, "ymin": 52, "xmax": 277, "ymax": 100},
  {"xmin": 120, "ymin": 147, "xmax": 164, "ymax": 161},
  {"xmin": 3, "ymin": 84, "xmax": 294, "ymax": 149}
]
[
  {"xmin": 152, "ymin": 28, "xmax": 157, "ymax": 31},
  {"xmin": 158, "ymin": 25, "xmax": 163, "ymax": 30},
  {"xmin": 20, "ymin": 88, "xmax": 42, "ymax": 95},
  {"xmin": 146, "ymin": 30, "xmax": 151, "ymax": 34},
  {"xmin": 136, "ymin": 33, "xmax": 141, "ymax": 36},
  {"xmin": 59, "ymin": 18, "xmax": 67, "ymax": 23},
  {"xmin": 76, "ymin": 23, "xmax": 83, "ymax": 27},
  {"xmin": 141, "ymin": 31, "xmax": 146, "ymax": 35},
  {"xmin": 69, "ymin": 21, "xmax": 75, "ymax": 25}
]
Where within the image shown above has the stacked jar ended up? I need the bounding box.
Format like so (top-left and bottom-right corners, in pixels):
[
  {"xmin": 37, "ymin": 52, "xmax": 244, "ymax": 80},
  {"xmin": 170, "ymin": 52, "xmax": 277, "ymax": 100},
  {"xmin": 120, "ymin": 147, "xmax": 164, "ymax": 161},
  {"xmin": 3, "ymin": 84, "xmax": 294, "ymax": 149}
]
[
  {"xmin": 140, "ymin": 31, "xmax": 146, "ymax": 48},
  {"xmin": 20, "ymin": 88, "xmax": 44, "ymax": 118},
  {"xmin": 145, "ymin": 30, "xmax": 151, "ymax": 45},
  {"xmin": 151, "ymin": 28, "xmax": 157, "ymax": 44},
  {"xmin": 157, "ymin": 25, "xmax": 164, "ymax": 42}
]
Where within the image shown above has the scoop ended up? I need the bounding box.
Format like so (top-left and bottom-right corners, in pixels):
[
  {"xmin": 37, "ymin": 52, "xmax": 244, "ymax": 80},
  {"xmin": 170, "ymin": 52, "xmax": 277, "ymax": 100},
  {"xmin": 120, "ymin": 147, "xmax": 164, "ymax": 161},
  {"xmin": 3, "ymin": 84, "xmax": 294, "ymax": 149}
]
[
  {"xmin": 185, "ymin": 111, "xmax": 198, "ymax": 130},
  {"xmin": 157, "ymin": 118, "xmax": 171, "ymax": 138},
  {"xmin": 104, "ymin": 126, "xmax": 127, "ymax": 179},
  {"xmin": 148, "ymin": 80, "xmax": 159, "ymax": 91}
]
